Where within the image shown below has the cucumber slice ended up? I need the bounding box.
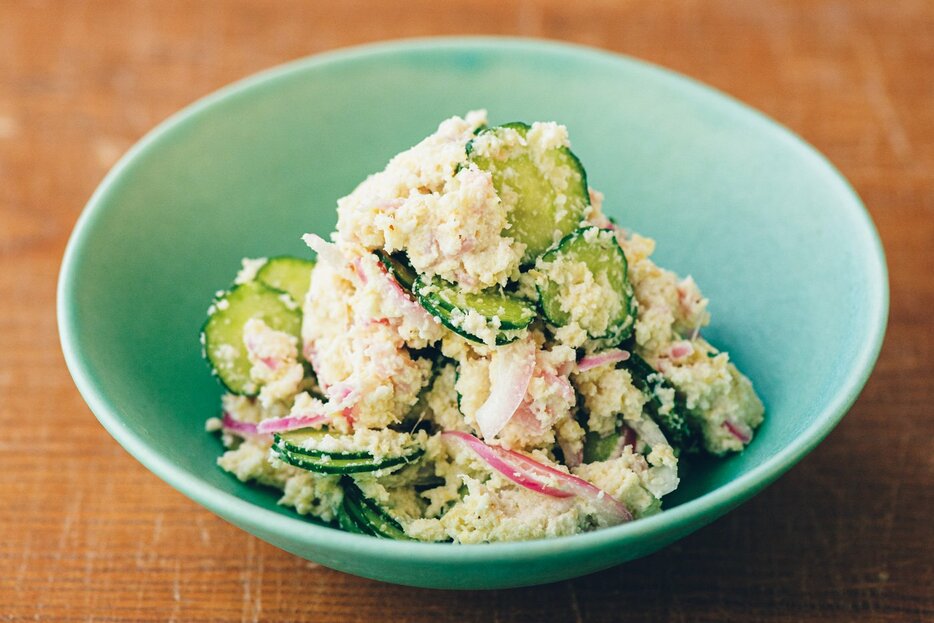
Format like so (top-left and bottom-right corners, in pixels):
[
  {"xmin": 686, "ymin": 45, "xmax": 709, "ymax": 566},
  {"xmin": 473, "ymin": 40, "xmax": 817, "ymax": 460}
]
[
  {"xmin": 342, "ymin": 481, "xmax": 412, "ymax": 540},
  {"xmin": 537, "ymin": 227, "xmax": 635, "ymax": 341},
  {"xmin": 272, "ymin": 444, "xmax": 424, "ymax": 475},
  {"xmin": 413, "ymin": 275, "xmax": 535, "ymax": 345},
  {"xmin": 626, "ymin": 354, "xmax": 699, "ymax": 452},
  {"xmin": 201, "ymin": 281, "xmax": 302, "ymax": 395},
  {"xmin": 582, "ymin": 430, "xmax": 621, "ymax": 463},
  {"xmin": 256, "ymin": 256, "xmax": 315, "ymax": 304},
  {"xmin": 337, "ymin": 499, "xmax": 370, "ymax": 535},
  {"xmin": 467, "ymin": 122, "xmax": 589, "ymax": 264},
  {"xmin": 274, "ymin": 428, "xmax": 371, "ymax": 459},
  {"xmin": 454, "ymin": 366, "xmax": 464, "ymax": 415},
  {"xmin": 376, "ymin": 251, "xmax": 417, "ymax": 291}
]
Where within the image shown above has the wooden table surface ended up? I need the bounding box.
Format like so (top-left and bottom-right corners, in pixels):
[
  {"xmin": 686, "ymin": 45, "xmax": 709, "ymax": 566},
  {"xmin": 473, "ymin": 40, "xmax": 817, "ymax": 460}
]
[{"xmin": 1, "ymin": 1, "xmax": 932, "ymax": 621}]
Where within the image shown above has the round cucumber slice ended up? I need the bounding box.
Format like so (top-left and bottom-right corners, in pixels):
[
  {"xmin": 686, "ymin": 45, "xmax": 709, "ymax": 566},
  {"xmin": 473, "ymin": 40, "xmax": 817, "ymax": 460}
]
[
  {"xmin": 413, "ymin": 274, "xmax": 535, "ymax": 346},
  {"xmin": 201, "ymin": 281, "xmax": 302, "ymax": 395},
  {"xmin": 537, "ymin": 227, "xmax": 635, "ymax": 341},
  {"xmin": 467, "ymin": 122, "xmax": 590, "ymax": 264},
  {"xmin": 256, "ymin": 256, "xmax": 315, "ymax": 304}
]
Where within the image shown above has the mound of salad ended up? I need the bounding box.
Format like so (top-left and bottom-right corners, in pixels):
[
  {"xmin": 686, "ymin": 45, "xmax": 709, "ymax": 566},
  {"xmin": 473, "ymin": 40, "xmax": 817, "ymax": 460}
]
[{"xmin": 201, "ymin": 111, "xmax": 764, "ymax": 543}]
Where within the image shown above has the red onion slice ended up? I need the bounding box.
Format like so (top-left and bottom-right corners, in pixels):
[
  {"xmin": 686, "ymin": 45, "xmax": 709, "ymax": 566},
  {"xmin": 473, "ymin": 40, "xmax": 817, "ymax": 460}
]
[
  {"xmin": 723, "ymin": 419, "xmax": 752, "ymax": 444},
  {"xmin": 628, "ymin": 415, "xmax": 669, "ymax": 449},
  {"xmin": 373, "ymin": 261, "xmax": 438, "ymax": 328},
  {"xmin": 474, "ymin": 337, "xmax": 537, "ymax": 440},
  {"xmin": 607, "ymin": 425, "xmax": 638, "ymax": 460},
  {"xmin": 444, "ymin": 431, "xmax": 632, "ymax": 524},
  {"xmin": 541, "ymin": 369, "xmax": 575, "ymax": 404},
  {"xmin": 221, "ymin": 412, "xmax": 260, "ymax": 437},
  {"xmin": 626, "ymin": 417, "xmax": 680, "ymax": 497},
  {"xmin": 444, "ymin": 431, "xmax": 571, "ymax": 498},
  {"xmin": 577, "ymin": 348, "xmax": 630, "ymax": 372},
  {"xmin": 256, "ymin": 413, "xmax": 329, "ymax": 434},
  {"xmin": 668, "ymin": 341, "xmax": 694, "ymax": 360}
]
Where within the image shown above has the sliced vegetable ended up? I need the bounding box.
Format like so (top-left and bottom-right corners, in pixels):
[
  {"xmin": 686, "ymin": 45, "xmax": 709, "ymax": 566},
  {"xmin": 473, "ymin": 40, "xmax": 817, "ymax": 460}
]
[
  {"xmin": 413, "ymin": 275, "xmax": 535, "ymax": 345},
  {"xmin": 376, "ymin": 251, "xmax": 417, "ymax": 291},
  {"xmin": 582, "ymin": 426, "xmax": 636, "ymax": 463},
  {"xmin": 342, "ymin": 480, "xmax": 412, "ymax": 540},
  {"xmin": 272, "ymin": 444, "xmax": 423, "ymax": 475},
  {"xmin": 337, "ymin": 499, "xmax": 369, "ymax": 534},
  {"xmin": 274, "ymin": 427, "xmax": 370, "ymax": 459},
  {"xmin": 444, "ymin": 431, "xmax": 632, "ymax": 524},
  {"xmin": 369, "ymin": 257, "xmax": 439, "ymax": 331},
  {"xmin": 723, "ymin": 419, "xmax": 752, "ymax": 444},
  {"xmin": 577, "ymin": 348, "xmax": 630, "ymax": 372},
  {"xmin": 220, "ymin": 412, "xmax": 261, "ymax": 437},
  {"xmin": 201, "ymin": 281, "xmax": 302, "ymax": 395},
  {"xmin": 473, "ymin": 337, "xmax": 536, "ymax": 440},
  {"xmin": 257, "ymin": 413, "xmax": 330, "ymax": 435},
  {"xmin": 582, "ymin": 431, "xmax": 619, "ymax": 463},
  {"xmin": 537, "ymin": 227, "xmax": 635, "ymax": 341},
  {"xmin": 454, "ymin": 366, "xmax": 465, "ymax": 415},
  {"xmin": 466, "ymin": 122, "xmax": 589, "ymax": 263},
  {"xmin": 256, "ymin": 256, "xmax": 316, "ymax": 304},
  {"xmin": 626, "ymin": 415, "xmax": 680, "ymax": 498},
  {"xmin": 626, "ymin": 354, "xmax": 700, "ymax": 453},
  {"xmin": 445, "ymin": 431, "xmax": 570, "ymax": 497},
  {"xmin": 272, "ymin": 427, "xmax": 424, "ymax": 475}
]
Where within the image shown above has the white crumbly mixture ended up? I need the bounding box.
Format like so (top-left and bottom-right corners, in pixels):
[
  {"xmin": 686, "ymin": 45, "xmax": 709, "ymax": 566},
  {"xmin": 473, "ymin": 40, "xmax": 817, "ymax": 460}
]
[
  {"xmin": 621, "ymin": 233, "xmax": 710, "ymax": 353},
  {"xmin": 300, "ymin": 254, "xmax": 436, "ymax": 429},
  {"xmin": 532, "ymin": 231, "xmax": 630, "ymax": 349},
  {"xmin": 209, "ymin": 112, "xmax": 765, "ymax": 543},
  {"xmin": 242, "ymin": 318, "xmax": 304, "ymax": 408},
  {"xmin": 336, "ymin": 110, "xmax": 522, "ymax": 292},
  {"xmin": 574, "ymin": 365, "xmax": 647, "ymax": 436},
  {"xmin": 235, "ymin": 257, "xmax": 268, "ymax": 285},
  {"xmin": 296, "ymin": 428, "xmax": 427, "ymax": 462},
  {"xmin": 548, "ymin": 257, "xmax": 621, "ymax": 335},
  {"xmin": 217, "ymin": 436, "xmax": 344, "ymax": 522}
]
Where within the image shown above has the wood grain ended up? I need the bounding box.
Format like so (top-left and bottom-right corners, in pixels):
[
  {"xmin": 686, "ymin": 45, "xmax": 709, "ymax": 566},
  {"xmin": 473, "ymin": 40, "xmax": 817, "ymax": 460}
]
[{"xmin": 1, "ymin": 1, "xmax": 932, "ymax": 621}]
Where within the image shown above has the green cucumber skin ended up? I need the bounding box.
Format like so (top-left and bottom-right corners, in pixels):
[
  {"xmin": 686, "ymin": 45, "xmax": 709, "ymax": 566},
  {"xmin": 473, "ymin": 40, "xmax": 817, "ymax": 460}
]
[
  {"xmin": 413, "ymin": 285, "xmax": 508, "ymax": 346},
  {"xmin": 536, "ymin": 227, "xmax": 635, "ymax": 342},
  {"xmin": 273, "ymin": 446, "xmax": 424, "ymax": 475},
  {"xmin": 343, "ymin": 482, "xmax": 411, "ymax": 540},
  {"xmin": 273, "ymin": 435, "xmax": 371, "ymax": 460},
  {"xmin": 378, "ymin": 250, "xmax": 532, "ymax": 346},
  {"xmin": 454, "ymin": 366, "xmax": 465, "ymax": 415},
  {"xmin": 340, "ymin": 495, "xmax": 377, "ymax": 535},
  {"xmin": 255, "ymin": 256, "xmax": 316, "ymax": 305},
  {"xmin": 466, "ymin": 122, "xmax": 590, "ymax": 264},
  {"xmin": 582, "ymin": 430, "xmax": 621, "ymax": 463},
  {"xmin": 375, "ymin": 250, "xmax": 417, "ymax": 291},
  {"xmin": 412, "ymin": 276, "xmax": 532, "ymax": 346},
  {"xmin": 626, "ymin": 354, "xmax": 700, "ymax": 453},
  {"xmin": 417, "ymin": 276, "xmax": 535, "ymax": 330},
  {"xmin": 200, "ymin": 281, "xmax": 302, "ymax": 396}
]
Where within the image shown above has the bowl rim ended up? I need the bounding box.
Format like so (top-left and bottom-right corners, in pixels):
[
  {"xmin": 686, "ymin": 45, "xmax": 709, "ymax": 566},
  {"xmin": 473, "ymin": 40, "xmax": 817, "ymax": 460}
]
[{"xmin": 57, "ymin": 36, "xmax": 888, "ymax": 564}]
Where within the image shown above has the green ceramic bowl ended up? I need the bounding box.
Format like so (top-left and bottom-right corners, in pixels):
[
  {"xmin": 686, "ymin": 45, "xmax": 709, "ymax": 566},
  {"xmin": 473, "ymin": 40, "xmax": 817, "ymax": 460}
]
[{"xmin": 58, "ymin": 38, "xmax": 887, "ymax": 589}]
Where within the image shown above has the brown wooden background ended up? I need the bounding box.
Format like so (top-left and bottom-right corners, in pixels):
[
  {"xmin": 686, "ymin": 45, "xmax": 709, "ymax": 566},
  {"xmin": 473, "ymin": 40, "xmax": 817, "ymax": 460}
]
[{"xmin": 1, "ymin": 1, "xmax": 932, "ymax": 621}]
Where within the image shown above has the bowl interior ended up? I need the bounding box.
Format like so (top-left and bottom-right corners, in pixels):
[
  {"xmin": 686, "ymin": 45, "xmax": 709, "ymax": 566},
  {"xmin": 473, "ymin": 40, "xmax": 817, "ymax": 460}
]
[{"xmin": 59, "ymin": 38, "xmax": 886, "ymax": 588}]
